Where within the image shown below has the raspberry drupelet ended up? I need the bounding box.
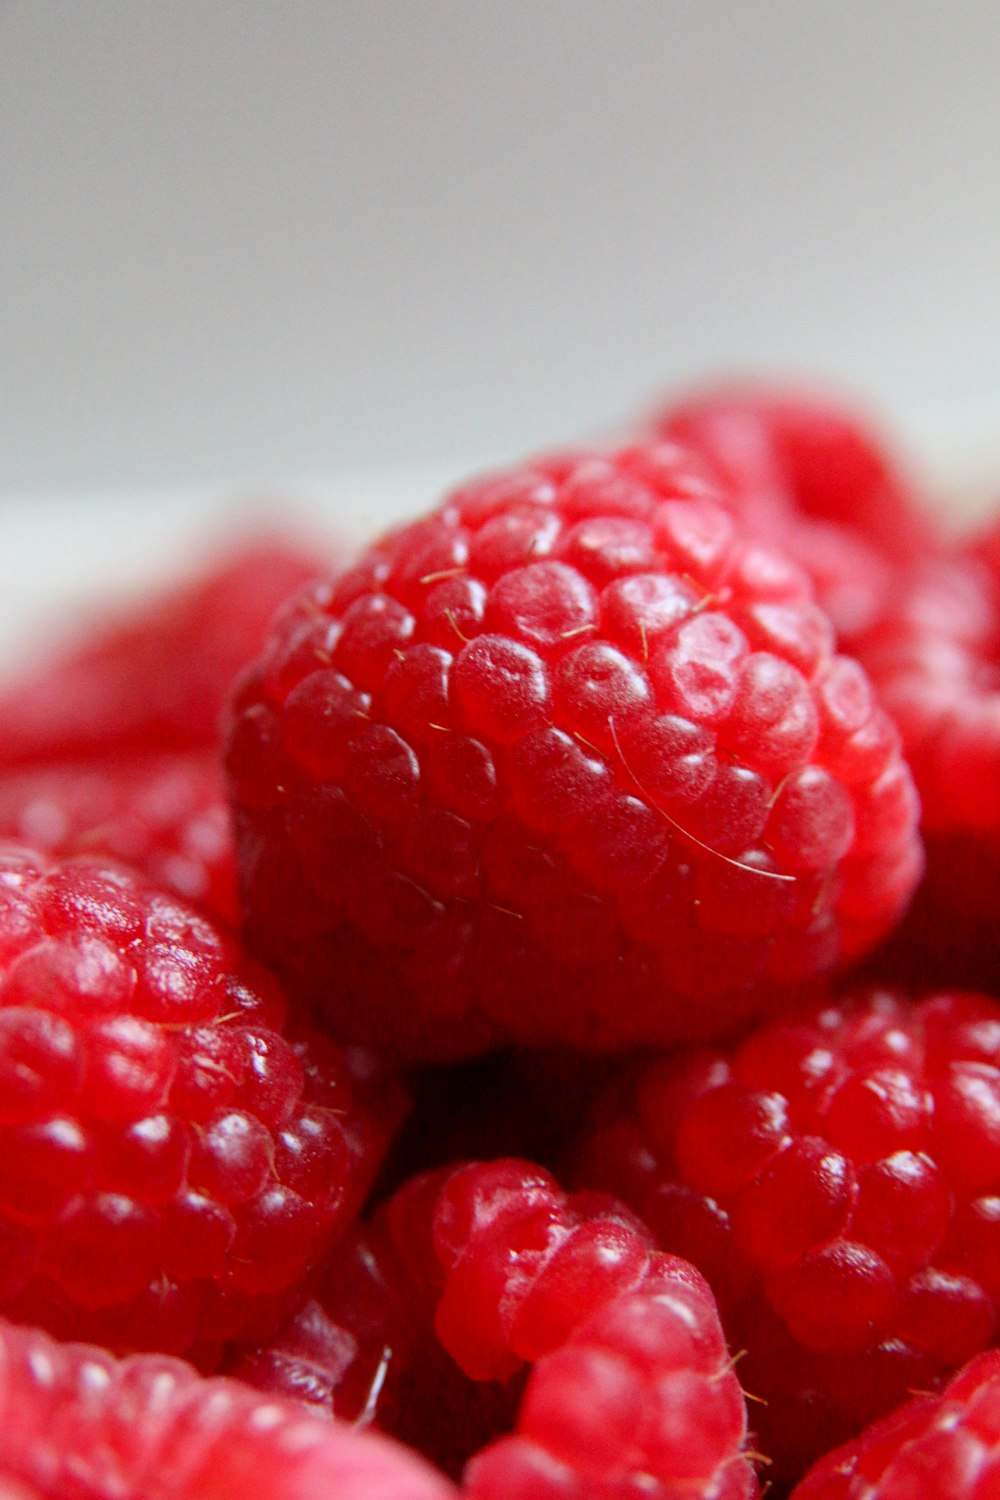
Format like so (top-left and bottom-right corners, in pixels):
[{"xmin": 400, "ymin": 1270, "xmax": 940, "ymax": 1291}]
[
  {"xmin": 226, "ymin": 444, "xmax": 923, "ymax": 1059},
  {"xmin": 0, "ymin": 841, "xmax": 402, "ymax": 1363},
  {"xmin": 233, "ymin": 1157, "xmax": 759, "ymax": 1498},
  {"xmin": 0, "ymin": 1317, "xmax": 456, "ymax": 1500},
  {"xmin": 0, "ymin": 751, "xmax": 238, "ymax": 925},
  {"xmin": 0, "ymin": 538, "xmax": 323, "ymax": 768},
  {"xmin": 793, "ymin": 1348, "xmax": 1000, "ymax": 1500},
  {"xmin": 571, "ymin": 986, "xmax": 1000, "ymax": 1483}
]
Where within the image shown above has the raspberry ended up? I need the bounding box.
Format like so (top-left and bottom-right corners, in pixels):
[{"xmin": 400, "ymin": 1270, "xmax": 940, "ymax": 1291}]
[
  {"xmin": 858, "ymin": 553, "xmax": 1000, "ymax": 835},
  {"xmin": 794, "ymin": 1348, "xmax": 1000, "ymax": 1500},
  {"xmin": 230, "ymin": 1219, "xmax": 422, "ymax": 1428},
  {"xmin": 232, "ymin": 1218, "xmax": 524, "ymax": 1479},
  {"xmin": 853, "ymin": 551, "xmax": 1000, "ymax": 988},
  {"xmin": 0, "ymin": 538, "xmax": 322, "ymax": 768},
  {"xmin": 0, "ymin": 841, "xmax": 401, "ymax": 1362},
  {"xmin": 0, "ymin": 1316, "xmax": 455, "ymax": 1499},
  {"xmin": 0, "ymin": 751, "xmax": 238, "ymax": 924},
  {"xmin": 235, "ymin": 1157, "xmax": 758, "ymax": 1498},
  {"xmin": 227, "ymin": 447, "xmax": 922, "ymax": 1059},
  {"xmin": 571, "ymin": 987, "xmax": 1000, "ymax": 1484},
  {"xmin": 653, "ymin": 384, "xmax": 938, "ymax": 642}
]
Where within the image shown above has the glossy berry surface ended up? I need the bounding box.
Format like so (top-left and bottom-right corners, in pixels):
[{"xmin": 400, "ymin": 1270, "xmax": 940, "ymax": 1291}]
[
  {"xmin": 227, "ymin": 445, "xmax": 922, "ymax": 1058},
  {"xmin": 229, "ymin": 1219, "xmax": 420, "ymax": 1427},
  {"xmin": 0, "ymin": 538, "xmax": 322, "ymax": 767},
  {"xmin": 855, "ymin": 551, "xmax": 1000, "ymax": 988},
  {"xmin": 653, "ymin": 384, "xmax": 938, "ymax": 642},
  {"xmin": 231, "ymin": 1217, "xmax": 522, "ymax": 1480},
  {"xmin": 0, "ymin": 751, "xmax": 238, "ymax": 924},
  {"xmin": 0, "ymin": 1316, "xmax": 455, "ymax": 1500},
  {"xmin": 858, "ymin": 552, "xmax": 1000, "ymax": 836},
  {"xmin": 573, "ymin": 987, "xmax": 1000, "ymax": 1483},
  {"xmin": 0, "ymin": 841, "xmax": 399, "ymax": 1362},
  {"xmin": 237, "ymin": 1157, "xmax": 758, "ymax": 1498},
  {"xmin": 794, "ymin": 1348, "xmax": 1000, "ymax": 1500}
]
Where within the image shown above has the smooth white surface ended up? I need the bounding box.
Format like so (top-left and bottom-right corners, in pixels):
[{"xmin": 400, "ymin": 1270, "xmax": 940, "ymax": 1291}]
[{"xmin": 2, "ymin": 1, "xmax": 999, "ymax": 496}]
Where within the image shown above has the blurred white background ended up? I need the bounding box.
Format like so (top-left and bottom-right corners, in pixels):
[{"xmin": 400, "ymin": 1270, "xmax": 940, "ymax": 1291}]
[
  {"xmin": 3, "ymin": 0, "xmax": 1000, "ymax": 492},
  {"xmin": 1, "ymin": 1, "xmax": 999, "ymax": 651}
]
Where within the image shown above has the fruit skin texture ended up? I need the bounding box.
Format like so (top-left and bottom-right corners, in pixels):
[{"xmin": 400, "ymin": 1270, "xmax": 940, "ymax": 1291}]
[
  {"xmin": 0, "ymin": 841, "xmax": 400, "ymax": 1364},
  {"xmin": 227, "ymin": 444, "xmax": 922, "ymax": 1059},
  {"xmin": 793, "ymin": 1348, "xmax": 1000, "ymax": 1500},
  {"xmin": 652, "ymin": 383, "xmax": 938, "ymax": 643},
  {"xmin": 230, "ymin": 1217, "xmax": 523, "ymax": 1480},
  {"xmin": 0, "ymin": 751, "xmax": 238, "ymax": 925},
  {"xmin": 571, "ymin": 987, "xmax": 1000, "ymax": 1484},
  {"xmin": 234, "ymin": 1157, "xmax": 758, "ymax": 1499},
  {"xmin": 856, "ymin": 552, "xmax": 1000, "ymax": 839},
  {"xmin": 0, "ymin": 1316, "xmax": 456, "ymax": 1499},
  {"xmin": 0, "ymin": 538, "xmax": 322, "ymax": 768},
  {"xmin": 853, "ymin": 549, "xmax": 1000, "ymax": 989}
]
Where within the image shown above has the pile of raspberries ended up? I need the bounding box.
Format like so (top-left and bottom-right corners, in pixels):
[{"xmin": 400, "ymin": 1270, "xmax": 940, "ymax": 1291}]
[{"xmin": 2, "ymin": 383, "xmax": 1000, "ymax": 1499}]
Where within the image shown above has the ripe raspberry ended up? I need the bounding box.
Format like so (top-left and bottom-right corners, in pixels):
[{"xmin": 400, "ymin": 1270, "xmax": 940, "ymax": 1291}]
[
  {"xmin": 235, "ymin": 1157, "xmax": 758, "ymax": 1498},
  {"xmin": 572, "ymin": 986, "xmax": 1000, "ymax": 1483},
  {"xmin": 0, "ymin": 538, "xmax": 322, "ymax": 768},
  {"xmin": 653, "ymin": 384, "xmax": 938, "ymax": 642},
  {"xmin": 0, "ymin": 1316, "xmax": 455, "ymax": 1499},
  {"xmin": 853, "ymin": 551, "xmax": 1000, "ymax": 988},
  {"xmin": 794, "ymin": 1348, "xmax": 1000, "ymax": 1500},
  {"xmin": 231, "ymin": 1218, "xmax": 523, "ymax": 1479},
  {"xmin": 858, "ymin": 552, "xmax": 1000, "ymax": 835},
  {"xmin": 0, "ymin": 841, "xmax": 401, "ymax": 1362},
  {"xmin": 229, "ymin": 1219, "xmax": 422, "ymax": 1428},
  {"xmin": 227, "ymin": 445, "xmax": 922, "ymax": 1059},
  {"xmin": 0, "ymin": 751, "xmax": 238, "ymax": 925}
]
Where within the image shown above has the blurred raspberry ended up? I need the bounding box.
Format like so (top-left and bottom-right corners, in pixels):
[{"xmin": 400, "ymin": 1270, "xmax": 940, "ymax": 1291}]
[
  {"xmin": 794, "ymin": 1348, "xmax": 1000, "ymax": 1500},
  {"xmin": 855, "ymin": 549, "xmax": 1000, "ymax": 988},
  {"xmin": 0, "ymin": 751, "xmax": 238, "ymax": 924},
  {"xmin": 0, "ymin": 841, "xmax": 402, "ymax": 1363},
  {"xmin": 0, "ymin": 1316, "xmax": 455, "ymax": 1500},
  {"xmin": 653, "ymin": 383, "xmax": 939, "ymax": 642},
  {"xmin": 571, "ymin": 986, "xmax": 1000, "ymax": 1484},
  {"xmin": 227, "ymin": 445, "xmax": 922, "ymax": 1060},
  {"xmin": 0, "ymin": 537, "xmax": 323, "ymax": 768}
]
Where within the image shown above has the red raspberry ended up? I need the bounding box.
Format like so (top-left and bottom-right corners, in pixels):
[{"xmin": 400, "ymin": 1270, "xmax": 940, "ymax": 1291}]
[
  {"xmin": 236, "ymin": 1157, "xmax": 758, "ymax": 1498},
  {"xmin": 232, "ymin": 1218, "xmax": 523, "ymax": 1479},
  {"xmin": 230, "ymin": 1219, "xmax": 422, "ymax": 1428},
  {"xmin": 572, "ymin": 987, "xmax": 1000, "ymax": 1484},
  {"xmin": 0, "ymin": 1316, "xmax": 455, "ymax": 1499},
  {"xmin": 794, "ymin": 1348, "xmax": 1000, "ymax": 1500},
  {"xmin": 227, "ymin": 446, "xmax": 922, "ymax": 1059},
  {"xmin": 854, "ymin": 551, "xmax": 1000, "ymax": 988},
  {"xmin": 0, "ymin": 538, "xmax": 322, "ymax": 768},
  {"xmin": 0, "ymin": 841, "xmax": 401, "ymax": 1362},
  {"xmin": 0, "ymin": 751, "xmax": 238, "ymax": 924},
  {"xmin": 858, "ymin": 552, "xmax": 1000, "ymax": 835},
  {"xmin": 653, "ymin": 384, "xmax": 938, "ymax": 642}
]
